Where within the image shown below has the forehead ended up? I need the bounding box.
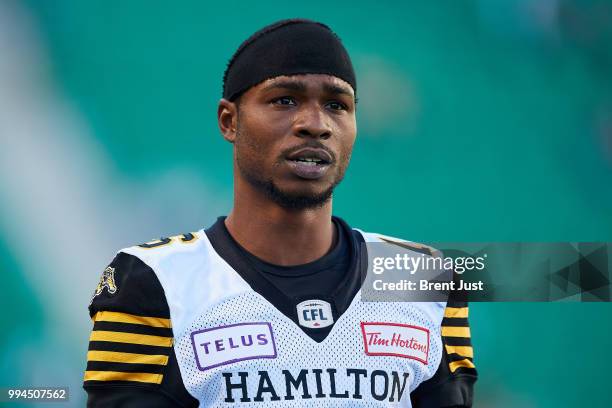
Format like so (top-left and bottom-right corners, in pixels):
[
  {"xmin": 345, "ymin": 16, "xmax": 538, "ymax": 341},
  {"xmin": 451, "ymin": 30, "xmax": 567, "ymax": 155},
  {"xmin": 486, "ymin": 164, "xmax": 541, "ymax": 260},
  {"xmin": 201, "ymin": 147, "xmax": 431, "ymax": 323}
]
[{"xmin": 246, "ymin": 74, "xmax": 355, "ymax": 98}]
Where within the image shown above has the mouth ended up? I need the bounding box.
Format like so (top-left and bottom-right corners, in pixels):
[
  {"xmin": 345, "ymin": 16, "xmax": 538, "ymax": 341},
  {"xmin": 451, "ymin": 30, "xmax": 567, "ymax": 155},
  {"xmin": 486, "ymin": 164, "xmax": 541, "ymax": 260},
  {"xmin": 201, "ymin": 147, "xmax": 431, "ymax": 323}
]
[{"xmin": 284, "ymin": 148, "xmax": 333, "ymax": 180}]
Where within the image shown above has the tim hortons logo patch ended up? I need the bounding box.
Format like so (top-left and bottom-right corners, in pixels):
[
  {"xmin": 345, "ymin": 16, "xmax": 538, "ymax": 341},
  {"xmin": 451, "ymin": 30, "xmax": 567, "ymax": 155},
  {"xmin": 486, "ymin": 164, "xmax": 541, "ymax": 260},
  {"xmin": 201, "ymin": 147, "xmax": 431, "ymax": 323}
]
[
  {"xmin": 190, "ymin": 322, "xmax": 277, "ymax": 371},
  {"xmin": 361, "ymin": 322, "xmax": 429, "ymax": 364}
]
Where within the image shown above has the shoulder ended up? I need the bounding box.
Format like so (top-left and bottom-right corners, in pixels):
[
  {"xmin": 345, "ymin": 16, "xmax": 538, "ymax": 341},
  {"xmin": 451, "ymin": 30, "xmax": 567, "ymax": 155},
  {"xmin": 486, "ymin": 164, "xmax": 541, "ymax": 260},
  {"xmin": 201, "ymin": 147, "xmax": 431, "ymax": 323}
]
[
  {"xmin": 353, "ymin": 228, "xmax": 440, "ymax": 257},
  {"xmin": 120, "ymin": 230, "xmax": 208, "ymax": 272},
  {"xmin": 88, "ymin": 230, "xmax": 207, "ymax": 318},
  {"xmin": 88, "ymin": 251, "xmax": 168, "ymax": 319}
]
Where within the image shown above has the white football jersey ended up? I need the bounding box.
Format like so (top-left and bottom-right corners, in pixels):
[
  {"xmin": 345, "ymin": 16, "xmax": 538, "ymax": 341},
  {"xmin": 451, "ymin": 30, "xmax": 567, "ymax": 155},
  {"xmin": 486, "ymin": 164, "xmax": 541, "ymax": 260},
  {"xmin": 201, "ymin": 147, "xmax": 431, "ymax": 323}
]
[
  {"xmin": 119, "ymin": 228, "xmax": 446, "ymax": 407},
  {"xmin": 84, "ymin": 218, "xmax": 476, "ymax": 407}
]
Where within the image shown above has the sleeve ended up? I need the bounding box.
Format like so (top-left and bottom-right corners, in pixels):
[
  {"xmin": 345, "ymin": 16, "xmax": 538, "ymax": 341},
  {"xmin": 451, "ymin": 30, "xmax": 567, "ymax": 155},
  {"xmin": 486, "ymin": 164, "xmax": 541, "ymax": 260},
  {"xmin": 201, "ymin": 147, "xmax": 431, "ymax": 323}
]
[
  {"xmin": 410, "ymin": 299, "xmax": 477, "ymax": 408},
  {"xmin": 83, "ymin": 251, "xmax": 199, "ymax": 408}
]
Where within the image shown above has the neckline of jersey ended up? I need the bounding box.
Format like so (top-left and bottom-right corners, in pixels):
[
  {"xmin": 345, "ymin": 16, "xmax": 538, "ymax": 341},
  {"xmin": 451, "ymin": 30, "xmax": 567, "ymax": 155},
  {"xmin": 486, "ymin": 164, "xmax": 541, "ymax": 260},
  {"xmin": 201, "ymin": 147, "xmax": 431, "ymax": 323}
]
[{"xmin": 204, "ymin": 215, "xmax": 367, "ymax": 343}]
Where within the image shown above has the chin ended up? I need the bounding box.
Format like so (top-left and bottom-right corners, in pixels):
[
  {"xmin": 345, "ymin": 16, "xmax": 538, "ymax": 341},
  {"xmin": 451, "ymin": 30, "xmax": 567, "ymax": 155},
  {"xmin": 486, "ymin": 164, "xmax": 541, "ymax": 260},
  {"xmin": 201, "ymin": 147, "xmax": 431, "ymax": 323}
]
[
  {"xmin": 280, "ymin": 180, "xmax": 333, "ymax": 197},
  {"xmin": 269, "ymin": 181, "xmax": 335, "ymax": 210}
]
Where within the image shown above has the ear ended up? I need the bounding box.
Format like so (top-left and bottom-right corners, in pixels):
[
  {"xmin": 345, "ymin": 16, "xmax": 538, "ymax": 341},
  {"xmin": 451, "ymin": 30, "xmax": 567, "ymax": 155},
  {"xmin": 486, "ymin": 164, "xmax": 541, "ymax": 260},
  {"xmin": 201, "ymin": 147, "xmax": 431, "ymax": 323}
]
[{"xmin": 217, "ymin": 98, "xmax": 238, "ymax": 143}]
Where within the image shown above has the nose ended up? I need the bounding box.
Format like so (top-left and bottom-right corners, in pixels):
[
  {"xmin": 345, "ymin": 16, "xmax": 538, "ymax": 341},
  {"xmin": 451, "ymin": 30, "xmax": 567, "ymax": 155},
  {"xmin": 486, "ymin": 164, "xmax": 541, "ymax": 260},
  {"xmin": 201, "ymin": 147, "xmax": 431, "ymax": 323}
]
[{"xmin": 294, "ymin": 104, "xmax": 332, "ymax": 140}]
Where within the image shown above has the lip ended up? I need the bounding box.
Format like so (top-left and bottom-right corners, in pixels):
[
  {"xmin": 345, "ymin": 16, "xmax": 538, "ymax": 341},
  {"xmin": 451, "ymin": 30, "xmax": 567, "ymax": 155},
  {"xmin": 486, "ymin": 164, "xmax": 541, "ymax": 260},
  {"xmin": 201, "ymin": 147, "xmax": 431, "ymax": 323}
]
[
  {"xmin": 284, "ymin": 148, "xmax": 334, "ymax": 180},
  {"xmin": 285, "ymin": 148, "xmax": 333, "ymax": 164},
  {"xmin": 285, "ymin": 159, "xmax": 331, "ymax": 179}
]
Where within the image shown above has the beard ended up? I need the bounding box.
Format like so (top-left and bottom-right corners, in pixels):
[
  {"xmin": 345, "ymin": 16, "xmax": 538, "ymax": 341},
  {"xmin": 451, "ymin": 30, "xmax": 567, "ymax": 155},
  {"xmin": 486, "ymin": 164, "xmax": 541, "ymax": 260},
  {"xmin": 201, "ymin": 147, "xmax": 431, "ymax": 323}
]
[
  {"xmin": 234, "ymin": 129, "xmax": 349, "ymax": 211},
  {"xmin": 240, "ymin": 169, "xmax": 337, "ymax": 210}
]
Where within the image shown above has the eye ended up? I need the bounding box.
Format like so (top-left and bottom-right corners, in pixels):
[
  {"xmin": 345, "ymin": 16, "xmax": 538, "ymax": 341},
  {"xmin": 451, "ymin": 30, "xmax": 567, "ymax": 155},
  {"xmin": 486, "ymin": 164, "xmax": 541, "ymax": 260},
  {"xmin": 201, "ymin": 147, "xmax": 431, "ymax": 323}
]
[
  {"xmin": 272, "ymin": 96, "xmax": 297, "ymax": 106},
  {"xmin": 326, "ymin": 101, "xmax": 348, "ymax": 111}
]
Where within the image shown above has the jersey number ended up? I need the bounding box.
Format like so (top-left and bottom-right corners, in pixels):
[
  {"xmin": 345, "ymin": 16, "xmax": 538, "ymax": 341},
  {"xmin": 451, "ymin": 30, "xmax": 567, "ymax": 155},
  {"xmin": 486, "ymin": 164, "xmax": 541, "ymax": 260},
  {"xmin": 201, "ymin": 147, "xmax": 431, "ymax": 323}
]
[{"xmin": 138, "ymin": 233, "xmax": 197, "ymax": 249}]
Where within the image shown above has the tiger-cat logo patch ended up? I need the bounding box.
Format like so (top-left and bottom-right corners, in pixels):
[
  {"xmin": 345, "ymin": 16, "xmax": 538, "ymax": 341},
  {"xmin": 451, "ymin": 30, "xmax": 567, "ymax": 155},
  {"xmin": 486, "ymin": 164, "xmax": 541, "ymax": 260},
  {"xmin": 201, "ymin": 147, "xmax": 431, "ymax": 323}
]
[{"xmin": 90, "ymin": 266, "xmax": 118, "ymax": 304}]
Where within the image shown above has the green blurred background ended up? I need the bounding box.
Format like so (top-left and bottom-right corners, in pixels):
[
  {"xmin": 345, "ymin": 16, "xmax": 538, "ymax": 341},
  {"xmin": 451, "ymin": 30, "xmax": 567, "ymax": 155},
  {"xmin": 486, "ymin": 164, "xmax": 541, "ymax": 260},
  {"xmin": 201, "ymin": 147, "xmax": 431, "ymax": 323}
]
[{"xmin": 1, "ymin": 0, "xmax": 611, "ymax": 406}]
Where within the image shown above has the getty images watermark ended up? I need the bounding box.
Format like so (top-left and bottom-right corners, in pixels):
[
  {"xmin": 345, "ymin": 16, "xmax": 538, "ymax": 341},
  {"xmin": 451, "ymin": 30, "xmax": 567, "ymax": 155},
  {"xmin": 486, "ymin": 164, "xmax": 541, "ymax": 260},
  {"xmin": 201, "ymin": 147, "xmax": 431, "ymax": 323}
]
[
  {"xmin": 362, "ymin": 241, "xmax": 612, "ymax": 302},
  {"xmin": 371, "ymin": 250, "xmax": 487, "ymax": 292}
]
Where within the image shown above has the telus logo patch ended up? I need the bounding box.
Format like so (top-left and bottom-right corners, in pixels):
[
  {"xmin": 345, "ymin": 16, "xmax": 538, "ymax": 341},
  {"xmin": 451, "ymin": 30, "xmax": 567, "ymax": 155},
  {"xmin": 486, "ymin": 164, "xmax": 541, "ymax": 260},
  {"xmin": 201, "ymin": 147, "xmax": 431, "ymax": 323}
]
[{"xmin": 191, "ymin": 322, "xmax": 277, "ymax": 371}]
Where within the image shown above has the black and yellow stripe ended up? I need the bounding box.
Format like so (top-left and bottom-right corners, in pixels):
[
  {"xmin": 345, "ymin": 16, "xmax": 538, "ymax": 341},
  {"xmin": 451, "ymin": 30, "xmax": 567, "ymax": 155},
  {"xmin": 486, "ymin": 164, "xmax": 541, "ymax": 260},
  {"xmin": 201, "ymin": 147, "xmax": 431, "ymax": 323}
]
[
  {"xmin": 442, "ymin": 304, "xmax": 476, "ymax": 374},
  {"xmin": 84, "ymin": 311, "xmax": 173, "ymax": 385}
]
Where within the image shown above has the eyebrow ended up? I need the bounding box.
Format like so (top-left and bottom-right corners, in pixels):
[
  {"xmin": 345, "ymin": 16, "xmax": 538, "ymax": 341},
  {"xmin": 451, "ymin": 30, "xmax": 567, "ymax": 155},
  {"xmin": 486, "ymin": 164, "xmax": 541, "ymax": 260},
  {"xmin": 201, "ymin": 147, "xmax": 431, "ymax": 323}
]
[
  {"xmin": 261, "ymin": 80, "xmax": 308, "ymax": 93},
  {"xmin": 261, "ymin": 80, "xmax": 354, "ymax": 99},
  {"xmin": 322, "ymin": 83, "xmax": 354, "ymax": 98}
]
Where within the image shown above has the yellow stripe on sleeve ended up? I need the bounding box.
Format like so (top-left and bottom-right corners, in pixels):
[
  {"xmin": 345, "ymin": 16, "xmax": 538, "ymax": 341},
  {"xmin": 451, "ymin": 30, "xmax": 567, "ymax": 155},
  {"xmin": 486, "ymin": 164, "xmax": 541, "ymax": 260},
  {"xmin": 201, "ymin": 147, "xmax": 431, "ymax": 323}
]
[
  {"xmin": 84, "ymin": 370, "xmax": 163, "ymax": 384},
  {"xmin": 93, "ymin": 311, "xmax": 171, "ymax": 328},
  {"xmin": 449, "ymin": 358, "xmax": 476, "ymax": 373},
  {"xmin": 444, "ymin": 345, "xmax": 474, "ymax": 358},
  {"xmin": 444, "ymin": 307, "xmax": 469, "ymax": 318},
  {"xmin": 87, "ymin": 351, "xmax": 169, "ymax": 366},
  {"xmin": 441, "ymin": 326, "xmax": 471, "ymax": 338},
  {"xmin": 89, "ymin": 330, "xmax": 172, "ymax": 347}
]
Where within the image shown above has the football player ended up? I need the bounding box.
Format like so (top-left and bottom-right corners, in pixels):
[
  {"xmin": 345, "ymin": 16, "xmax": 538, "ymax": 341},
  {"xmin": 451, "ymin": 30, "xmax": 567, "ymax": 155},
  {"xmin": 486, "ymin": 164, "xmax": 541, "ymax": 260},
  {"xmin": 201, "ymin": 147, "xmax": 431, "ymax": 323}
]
[{"xmin": 83, "ymin": 19, "xmax": 477, "ymax": 407}]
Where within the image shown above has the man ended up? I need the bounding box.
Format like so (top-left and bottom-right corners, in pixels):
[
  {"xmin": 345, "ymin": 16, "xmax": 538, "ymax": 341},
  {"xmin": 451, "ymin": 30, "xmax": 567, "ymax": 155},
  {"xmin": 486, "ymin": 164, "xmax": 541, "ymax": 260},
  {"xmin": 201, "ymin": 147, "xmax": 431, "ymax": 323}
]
[{"xmin": 83, "ymin": 19, "xmax": 476, "ymax": 407}]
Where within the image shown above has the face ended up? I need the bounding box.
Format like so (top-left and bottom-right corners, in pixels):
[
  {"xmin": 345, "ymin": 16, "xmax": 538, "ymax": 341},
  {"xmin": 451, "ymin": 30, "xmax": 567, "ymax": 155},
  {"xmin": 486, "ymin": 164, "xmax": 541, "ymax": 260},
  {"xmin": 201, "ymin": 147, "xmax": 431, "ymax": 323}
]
[{"xmin": 220, "ymin": 74, "xmax": 357, "ymax": 210}]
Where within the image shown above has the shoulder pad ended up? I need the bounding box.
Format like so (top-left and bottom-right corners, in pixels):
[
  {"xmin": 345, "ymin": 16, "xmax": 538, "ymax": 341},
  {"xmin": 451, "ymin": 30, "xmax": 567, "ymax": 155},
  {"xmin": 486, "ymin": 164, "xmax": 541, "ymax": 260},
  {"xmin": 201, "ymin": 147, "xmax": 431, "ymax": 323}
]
[
  {"xmin": 89, "ymin": 251, "xmax": 169, "ymax": 319},
  {"xmin": 120, "ymin": 230, "xmax": 206, "ymax": 273},
  {"xmin": 354, "ymin": 229, "xmax": 440, "ymax": 257}
]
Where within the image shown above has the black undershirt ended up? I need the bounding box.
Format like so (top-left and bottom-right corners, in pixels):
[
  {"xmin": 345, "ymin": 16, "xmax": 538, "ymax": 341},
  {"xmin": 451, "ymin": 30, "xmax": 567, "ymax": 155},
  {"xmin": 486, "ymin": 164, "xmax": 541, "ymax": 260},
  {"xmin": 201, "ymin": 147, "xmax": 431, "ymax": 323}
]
[{"xmin": 232, "ymin": 218, "xmax": 350, "ymax": 301}]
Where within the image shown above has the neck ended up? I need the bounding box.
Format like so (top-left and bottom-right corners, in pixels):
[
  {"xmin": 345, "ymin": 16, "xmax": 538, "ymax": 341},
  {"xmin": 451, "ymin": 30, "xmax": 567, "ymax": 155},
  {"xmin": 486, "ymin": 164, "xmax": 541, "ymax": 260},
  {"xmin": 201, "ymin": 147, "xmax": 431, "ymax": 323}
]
[{"xmin": 225, "ymin": 178, "xmax": 336, "ymax": 266}]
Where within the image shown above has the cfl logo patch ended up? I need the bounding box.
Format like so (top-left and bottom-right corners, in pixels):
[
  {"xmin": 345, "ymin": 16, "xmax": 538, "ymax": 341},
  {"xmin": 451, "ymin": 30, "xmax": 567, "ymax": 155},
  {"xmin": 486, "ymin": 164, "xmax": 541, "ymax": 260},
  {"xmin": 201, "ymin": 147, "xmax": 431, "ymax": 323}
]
[{"xmin": 296, "ymin": 299, "xmax": 334, "ymax": 329}]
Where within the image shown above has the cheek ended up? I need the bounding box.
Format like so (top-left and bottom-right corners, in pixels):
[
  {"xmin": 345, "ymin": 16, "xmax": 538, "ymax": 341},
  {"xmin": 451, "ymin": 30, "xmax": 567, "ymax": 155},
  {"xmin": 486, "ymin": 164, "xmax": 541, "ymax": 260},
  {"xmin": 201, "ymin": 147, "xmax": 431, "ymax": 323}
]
[
  {"xmin": 337, "ymin": 124, "xmax": 357, "ymax": 161},
  {"xmin": 236, "ymin": 114, "xmax": 264, "ymax": 150},
  {"xmin": 235, "ymin": 116, "xmax": 283, "ymax": 166}
]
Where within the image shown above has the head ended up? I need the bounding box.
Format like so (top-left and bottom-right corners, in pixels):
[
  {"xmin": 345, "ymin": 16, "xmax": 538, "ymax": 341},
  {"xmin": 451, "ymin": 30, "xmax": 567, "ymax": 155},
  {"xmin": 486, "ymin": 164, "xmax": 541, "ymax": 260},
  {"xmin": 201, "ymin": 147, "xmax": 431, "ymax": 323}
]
[{"xmin": 217, "ymin": 19, "xmax": 357, "ymax": 210}]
